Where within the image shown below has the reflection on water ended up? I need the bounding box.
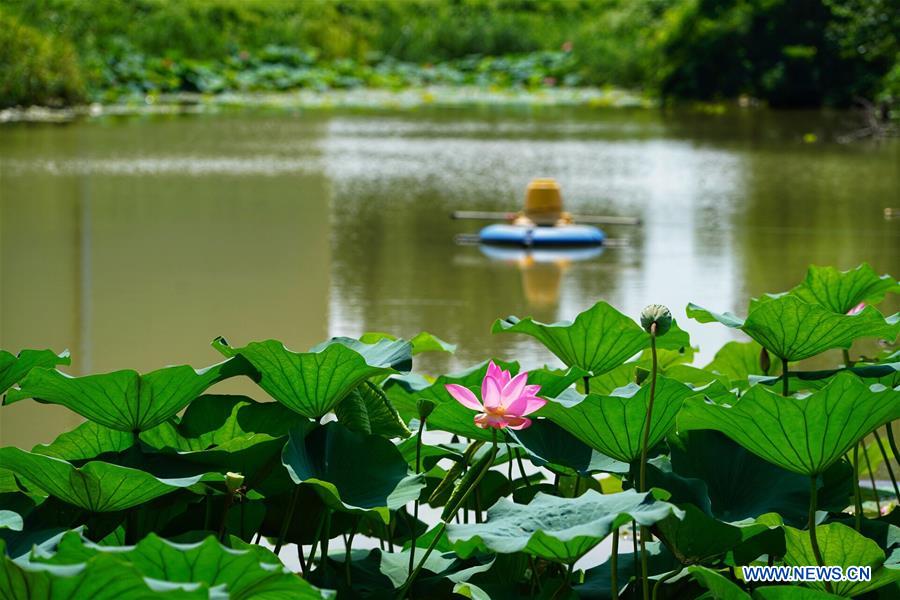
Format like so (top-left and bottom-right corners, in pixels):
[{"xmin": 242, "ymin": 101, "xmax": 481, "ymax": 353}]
[{"xmin": 1, "ymin": 108, "xmax": 898, "ymax": 447}]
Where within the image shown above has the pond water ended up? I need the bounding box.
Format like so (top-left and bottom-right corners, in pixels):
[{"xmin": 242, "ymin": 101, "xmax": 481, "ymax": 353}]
[{"xmin": 1, "ymin": 107, "xmax": 898, "ymax": 448}]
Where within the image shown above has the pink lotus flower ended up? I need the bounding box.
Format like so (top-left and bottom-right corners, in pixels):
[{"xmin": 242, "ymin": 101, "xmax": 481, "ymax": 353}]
[
  {"xmin": 445, "ymin": 361, "xmax": 545, "ymax": 430},
  {"xmin": 847, "ymin": 302, "xmax": 866, "ymax": 315}
]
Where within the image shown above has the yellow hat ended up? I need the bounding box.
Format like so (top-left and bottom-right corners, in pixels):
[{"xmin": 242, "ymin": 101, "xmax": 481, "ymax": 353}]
[{"xmin": 524, "ymin": 178, "xmax": 563, "ymax": 215}]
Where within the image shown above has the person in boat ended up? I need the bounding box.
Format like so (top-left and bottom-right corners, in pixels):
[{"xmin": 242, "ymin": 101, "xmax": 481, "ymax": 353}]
[{"xmin": 512, "ymin": 178, "xmax": 574, "ymax": 227}]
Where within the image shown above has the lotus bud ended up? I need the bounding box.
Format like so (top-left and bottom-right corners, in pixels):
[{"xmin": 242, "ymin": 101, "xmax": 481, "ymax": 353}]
[
  {"xmin": 225, "ymin": 472, "xmax": 244, "ymax": 494},
  {"xmin": 640, "ymin": 304, "xmax": 672, "ymax": 336},
  {"xmin": 417, "ymin": 398, "xmax": 436, "ymax": 422},
  {"xmin": 759, "ymin": 347, "xmax": 771, "ymax": 375}
]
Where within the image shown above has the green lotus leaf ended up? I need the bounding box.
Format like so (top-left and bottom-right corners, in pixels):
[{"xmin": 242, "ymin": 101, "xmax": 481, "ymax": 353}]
[
  {"xmin": 29, "ymin": 531, "xmax": 331, "ymax": 599},
  {"xmin": 783, "ymin": 522, "xmax": 900, "ymax": 597},
  {"xmin": 669, "ymin": 431, "xmax": 853, "ymax": 527},
  {"xmin": 492, "ymin": 301, "xmax": 690, "ymax": 376},
  {"xmin": 447, "ymin": 489, "xmax": 684, "ymax": 564},
  {"xmin": 784, "ymin": 263, "xmax": 899, "ymax": 314},
  {"xmin": 135, "ymin": 396, "xmax": 312, "ymax": 499},
  {"xmin": 508, "ymin": 418, "xmax": 628, "ymax": 476},
  {"xmin": 576, "ymin": 540, "xmax": 680, "ymax": 599},
  {"xmin": 452, "ymin": 582, "xmax": 490, "ymax": 600},
  {"xmin": 0, "ymin": 448, "xmax": 203, "ymax": 512},
  {"xmin": 352, "ymin": 546, "xmax": 493, "ymax": 589},
  {"xmin": 282, "ymin": 421, "xmax": 424, "ymax": 522},
  {"xmin": 0, "ymin": 510, "xmax": 22, "ymax": 532},
  {"xmin": 704, "ymin": 341, "xmax": 782, "ymax": 386},
  {"xmin": 0, "ymin": 349, "xmax": 70, "ymax": 396},
  {"xmin": 334, "ymin": 380, "xmax": 411, "ymax": 438},
  {"xmin": 0, "ymin": 468, "xmax": 21, "ymax": 493},
  {"xmin": 1, "ymin": 546, "xmax": 207, "ymax": 599},
  {"xmin": 584, "ymin": 361, "xmax": 639, "ymax": 395},
  {"xmin": 5, "ymin": 357, "xmax": 251, "ymax": 432},
  {"xmin": 678, "ymin": 372, "xmax": 900, "ymax": 475},
  {"xmin": 688, "ymin": 296, "xmax": 898, "ymax": 361},
  {"xmin": 751, "ymin": 360, "xmax": 900, "ymax": 391},
  {"xmin": 688, "ymin": 565, "xmax": 750, "ymax": 599},
  {"xmin": 140, "ymin": 394, "xmax": 306, "ymax": 452},
  {"xmin": 32, "ymin": 421, "xmax": 133, "ymax": 461},
  {"xmin": 323, "ymin": 544, "xmax": 491, "ymax": 598},
  {"xmin": 656, "ymin": 504, "xmax": 781, "ymax": 565},
  {"xmin": 688, "ymin": 565, "xmax": 841, "ymax": 600},
  {"xmin": 213, "ymin": 336, "xmax": 411, "ymax": 419},
  {"xmin": 359, "ymin": 331, "xmax": 456, "ymax": 355},
  {"xmin": 539, "ymin": 376, "xmax": 698, "ymax": 463}
]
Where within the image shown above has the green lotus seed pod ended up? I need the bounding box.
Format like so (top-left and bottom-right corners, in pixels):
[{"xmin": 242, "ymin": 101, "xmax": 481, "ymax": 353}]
[
  {"xmin": 640, "ymin": 304, "xmax": 672, "ymax": 336},
  {"xmin": 417, "ymin": 398, "xmax": 436, "ymax": 421},
  {"xmin": 225, "ymin": 471, "xmax": 244, "ymax": 494}
]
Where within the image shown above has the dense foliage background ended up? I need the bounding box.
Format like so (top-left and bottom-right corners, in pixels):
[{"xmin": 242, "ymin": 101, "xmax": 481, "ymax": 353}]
[{"xmin": 1, "ymin": 0, "xmax": 897, "ymax": 109}]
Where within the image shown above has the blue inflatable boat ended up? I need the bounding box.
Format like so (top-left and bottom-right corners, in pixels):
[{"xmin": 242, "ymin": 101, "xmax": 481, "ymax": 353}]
[{"xmin": 478, "ymin": 224, "xmax": 605, "ymax": 247}]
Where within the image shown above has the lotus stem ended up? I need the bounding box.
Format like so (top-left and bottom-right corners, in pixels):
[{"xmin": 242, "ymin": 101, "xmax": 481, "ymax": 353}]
[
  {"xmin": 515, "ymin": 448, "xmax": 533, "ymax": 490},
  {"xmin": 781, "ymin": 357, "xmax": 789, "ymax": 397},
  {"xmin": 217, "ymin": 497, "xmax": 233, "ymax": 541},
  {"xmin": 319, "ymin": 510, "xmax": 332, "ymax": 579},
  {"xmin": 399, "ymin": 429, "xmax": 498, "ymax": 598},
  {"xmin": 203, "ymin": 493, "xmax": 213, "ymax": 532},
  {"xmin": 529, "ymin": 555, "xmax": 543, "ymax": 593},
  {"xmin": 387, "ymin": 517, "xmax": 395, "ymax": 552},
  {"xmin": 862, "ymin": 441, "xmax": 882, "ymax": 514},
  {"xmin": 126, "ymin": 506, "xmax": 139, "ymax": 545},
  {"xmin": 639, "ymin": 328, "xmax": 658, "ymax": 491},
  {"xmin": 297, "ymin": 543, "xmax": 307, "ymax": 576},
  {"xmin": 886, "ymin": 423, "xmax": 899, "ymax": 471},
  {"xmin": 873, "ymin": 430, "xmax": 900, "ymax": 500},
  {"xmin": 610, "ymin": 532, "xmax": 620, "ymax": 600},
  {"xmin": 632, "ymin": 521, "xmax": 639, "ymax": 582},
  {"xmin": 565, "ymin": 561, "xmax": 575, "ymax": 586},
  {"xmin": 853, "ymin": 443, "xmax": 863, "ymax": 530},
  {"xmin": 652, "ymin": 568, "xmax": 680, "ymax": 600},
  {"xmin": 638, "ymin": 325, "xmax": 658, "ymax": 600},
  {"xmin": 273, "ymin": 485, "xmax": 301, "ymax": 556},
  {"xmin": 408, "ymin": 415, "xmax": 428, "ymax": 574},
  {"xmin": 305, "ymin": 511, "xmax": 327, "ymax": 572},
  {"xmin": 842, "ymin": 348, "xmax": 852, "ymax": 367},
  {"xmin": 808, "ymin": 476, "xmax": 833, "ymax": 594},
  {"xmin": 344, "ymin": 521, "xmax": 357, "ymax": 587}
]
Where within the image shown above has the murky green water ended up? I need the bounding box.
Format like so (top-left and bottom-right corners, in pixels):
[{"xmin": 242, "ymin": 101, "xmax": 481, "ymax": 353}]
[{"xmin": 1, "ymin": 107, "xmax": 898, "ymax": 448}]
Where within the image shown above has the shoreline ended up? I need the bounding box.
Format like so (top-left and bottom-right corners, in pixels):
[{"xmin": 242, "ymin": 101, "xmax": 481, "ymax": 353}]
[{"xmin": 0, "ymin": 86, "xmax": 656, "ymax": 124}]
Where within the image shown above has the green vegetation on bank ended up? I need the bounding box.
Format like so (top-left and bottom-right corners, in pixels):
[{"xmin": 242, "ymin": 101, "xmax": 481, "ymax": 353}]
[{"xmin": 0, "ymin": 0, "xmax": 898, "ymax": 110}]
